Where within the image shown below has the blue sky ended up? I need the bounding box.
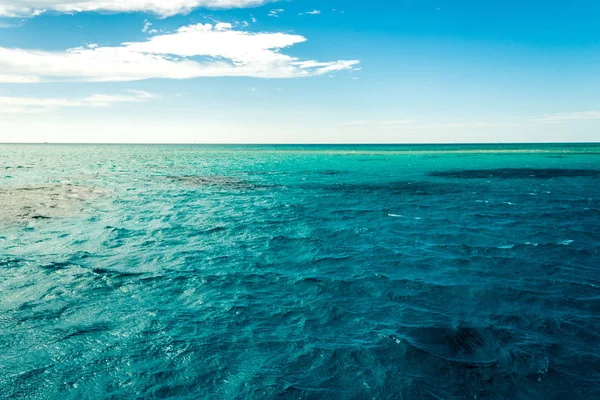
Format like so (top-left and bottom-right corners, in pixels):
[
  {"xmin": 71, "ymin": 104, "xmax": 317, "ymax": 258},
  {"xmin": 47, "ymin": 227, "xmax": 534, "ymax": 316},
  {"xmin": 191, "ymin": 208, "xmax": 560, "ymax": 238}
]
[{"xmin": 0, "ymin": 0, "xmax": 599, "ymax": 143}]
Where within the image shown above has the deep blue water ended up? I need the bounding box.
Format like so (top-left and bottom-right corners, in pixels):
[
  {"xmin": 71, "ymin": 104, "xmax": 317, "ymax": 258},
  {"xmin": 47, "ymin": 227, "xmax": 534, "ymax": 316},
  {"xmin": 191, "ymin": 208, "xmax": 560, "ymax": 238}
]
[{"xmin": 1, "ymin": 143, "xmax": 599, "ymax": 399}]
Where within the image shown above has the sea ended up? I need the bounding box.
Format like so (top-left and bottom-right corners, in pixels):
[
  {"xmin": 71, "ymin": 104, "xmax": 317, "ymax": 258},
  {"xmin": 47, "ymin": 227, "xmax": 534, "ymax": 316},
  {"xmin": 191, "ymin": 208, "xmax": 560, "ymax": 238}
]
[{"xmin": 1, "ymin": 143, "xmax": 599, "ymax": 399}]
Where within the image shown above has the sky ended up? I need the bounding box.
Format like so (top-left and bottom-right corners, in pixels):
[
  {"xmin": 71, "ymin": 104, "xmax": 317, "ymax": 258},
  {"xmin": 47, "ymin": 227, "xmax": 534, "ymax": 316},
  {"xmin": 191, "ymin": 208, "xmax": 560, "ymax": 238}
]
[{"xmin": 0, "ymin": 0, "xmax": 599, "ymax": 143}]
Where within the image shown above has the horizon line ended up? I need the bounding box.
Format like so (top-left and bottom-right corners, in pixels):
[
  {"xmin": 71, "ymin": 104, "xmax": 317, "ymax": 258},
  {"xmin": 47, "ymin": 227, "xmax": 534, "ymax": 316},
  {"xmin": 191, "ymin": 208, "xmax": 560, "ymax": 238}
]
[{"xmin": 1, "ymin": 141, "xmax": 600, "ymax": 146}]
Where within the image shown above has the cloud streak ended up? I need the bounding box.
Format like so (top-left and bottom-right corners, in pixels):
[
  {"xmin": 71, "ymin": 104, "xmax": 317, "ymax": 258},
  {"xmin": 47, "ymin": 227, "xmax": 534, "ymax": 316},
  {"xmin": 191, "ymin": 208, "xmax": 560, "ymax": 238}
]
[
  {"xmin": 535, "ymin": 111, "xmax": 600, "ymax": 123},
  {"xmin": 0, "ymin": 90, "xmax": 154, "ymax": 113},
  {"xmin": 0, "ymin": 0, "xmax": 274, "ymax": 17},
  {"xmin": 0, "ymin": 22, "xmax": 359, "ymax": 83},
  {"xmin": 299, "ymin": 10, "xmax": 320, "ymax": 16},
  {"xmin": 343, "ymin": 119, "xmax": 516, "ymax": 131},
  {"xmin": 0, "ymin": 20, "xmax": 21, "ymax": 28},
  {"xmin": 267, "ymin": 8, "xmax": 283, "ymax": 17}
]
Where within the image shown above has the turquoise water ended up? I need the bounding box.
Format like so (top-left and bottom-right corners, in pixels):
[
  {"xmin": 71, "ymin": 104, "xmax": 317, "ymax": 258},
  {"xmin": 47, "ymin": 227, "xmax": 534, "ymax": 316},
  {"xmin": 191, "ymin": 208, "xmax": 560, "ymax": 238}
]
[{"xmin": 1, "ymin": 143, "xmax": 599, "ymax": 399}]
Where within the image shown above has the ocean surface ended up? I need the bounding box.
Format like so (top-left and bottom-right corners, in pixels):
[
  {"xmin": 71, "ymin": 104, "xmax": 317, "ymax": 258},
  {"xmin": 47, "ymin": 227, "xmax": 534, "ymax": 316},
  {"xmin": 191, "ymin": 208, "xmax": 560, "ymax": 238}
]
[{"xmin": 1, "ymin": 143, "xmax": 599, "ymax": 399}]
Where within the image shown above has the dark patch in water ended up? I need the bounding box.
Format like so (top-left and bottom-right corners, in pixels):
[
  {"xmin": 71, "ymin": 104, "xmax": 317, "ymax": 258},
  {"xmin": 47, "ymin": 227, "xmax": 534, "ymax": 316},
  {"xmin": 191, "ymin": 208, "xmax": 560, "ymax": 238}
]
[
  {"xmin": 164, "ymin": 175, "xmax": 267, "ymax": 190},
  {"xmin": 167, "ymin": 175, "xmax": 244, "ymax": 186},
  {"xmin": 59, "ymin": 322, "xmax": 112, "ymax": 341},
  {"xmin": 39, "ymin": 262, "xmax": 75, "ymax": 271},
  {"xmin": 91, "ymin": 267, "xmax": 145, "ymax": 278},
  {"xmin": 246, "ymin": 169, "xmax": 347, "ymax": 177},
  {"xmin": 3, "ymin": 165, "xmax": 33, "ymax": 170},
  {"xmin": 0, "ymin": 257, "xmax": 25, "ymax": 267},
  {"xmin": 31, "ymin": 215, "xmax": 51, "ymax": 220},
  {"xmin": 429, "ymin": 168, "xmax": 600, "ymax": 179},
  {"xmin": 447, "ymin": 326, "xmax": 487, "ymax": 355},
  {"xmin": 316, "ymin": 181, "xmax": 465, "ymax": 196}
]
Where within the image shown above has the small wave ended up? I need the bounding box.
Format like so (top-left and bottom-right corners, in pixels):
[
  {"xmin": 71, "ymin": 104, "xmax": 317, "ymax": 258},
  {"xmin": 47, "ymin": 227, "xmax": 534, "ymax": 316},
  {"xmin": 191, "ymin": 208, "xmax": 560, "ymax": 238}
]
[
  {"xmin": 520, "ymin": 240, "xmax": 575, "ymax": 248},
  {"xmin": 388, "ymin": 214, "xmax": 422, "ymax": 220},
  {"xmin": 0, "ymin": 257, "xmax": 26, "ymax": 267},
  {"xmin": 197, "ymin": 226, "xmax": 227, "ymax": 234}
]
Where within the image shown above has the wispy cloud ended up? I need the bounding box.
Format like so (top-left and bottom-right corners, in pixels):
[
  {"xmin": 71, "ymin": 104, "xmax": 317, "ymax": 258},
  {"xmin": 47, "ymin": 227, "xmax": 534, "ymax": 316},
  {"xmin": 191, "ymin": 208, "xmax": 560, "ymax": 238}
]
[
  {"xmin": 141, "ymin": 20, "xmax": 157, "ymax": 34},
  {"xmin": 381, "ymin": 121, "xmax": 507, "ymax": 131},
  {"xmin": 0, "ymin": 90, "xmax": 155, "ymax": 113},
  {"xmin": 267, "ymin": 8, "xmax": 284, "ymax": 17},
  {"xmin": 343, "ymin": 119, "xmax": 511, "ymax": 130},
  {"xmin": 299, "ymin": 10, "xmax": 320, "ymax": 16},
  {"xmin": 0, "ymin": 22, "xmax": 359, "ymax": 83},
  {"xmin": 0, "ymin": 20, "xmax": 21, "ymax": 28},
  {"xmin": 0, "ymin": 0, "xmax": 275, "ymax": 18},
  {"xmin": 534, "ymin": 111, "xmax": 600, "ymax": 123},
  {"xmin": 343, "ymin": 120, "xmax": 370, "ymax": 126}
]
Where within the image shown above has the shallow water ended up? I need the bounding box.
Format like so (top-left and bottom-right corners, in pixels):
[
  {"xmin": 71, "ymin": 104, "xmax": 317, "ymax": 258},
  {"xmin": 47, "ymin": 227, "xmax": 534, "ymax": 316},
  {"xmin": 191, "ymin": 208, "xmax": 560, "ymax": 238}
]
[{"xmin": 1, "ymin": 143, "xmax": 599, "ymax": 399}]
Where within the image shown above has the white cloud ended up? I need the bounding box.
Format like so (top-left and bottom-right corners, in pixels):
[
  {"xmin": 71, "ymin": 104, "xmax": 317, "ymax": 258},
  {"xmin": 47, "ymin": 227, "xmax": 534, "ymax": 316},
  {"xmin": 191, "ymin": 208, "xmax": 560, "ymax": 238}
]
[
  {"xmin": 299, "ymin": 10, "xmax": 320, "ymax": 15},
  {"xmin": 267, "ymin": 8, "xmax": 283, "ymax": 17},
  {"xmin": 214, "ymin": 21, "xmax": 232, "ymax": 30},
  {"xmin": 0, "ymin": 90, "xmax": 155, "ymax": 113},
  {"xmin": 0, "ymin": 22, "xmax": 359, "ymax": 82},
  {"xmin": 0, "ymin": 0, "xmax": 275, "ymax": 17},
  {"xmin": 535, "ymin": 111, "xmax": 600, "ymax": 123},
  {"xmin": 141, "ymin": 20, "xmax": 151, "ymax": 32}
]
